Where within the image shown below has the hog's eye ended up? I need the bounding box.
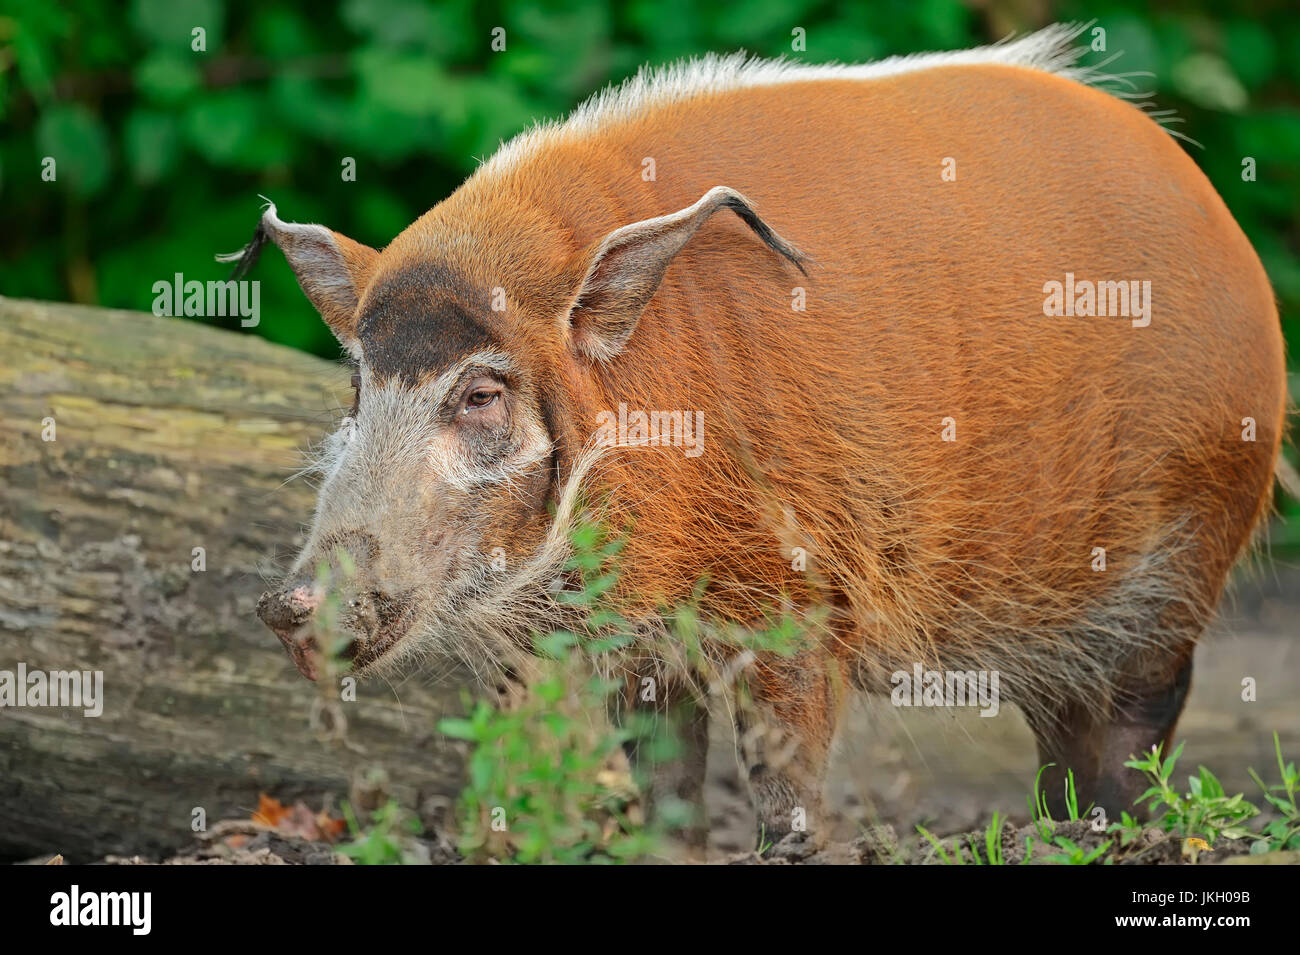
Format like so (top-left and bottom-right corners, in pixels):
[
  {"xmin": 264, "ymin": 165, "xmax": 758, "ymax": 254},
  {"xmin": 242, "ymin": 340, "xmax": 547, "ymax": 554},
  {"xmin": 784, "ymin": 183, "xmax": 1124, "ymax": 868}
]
[{"xmin": 456, "ymin": 374, "xmax": 506, "ymax": 418}]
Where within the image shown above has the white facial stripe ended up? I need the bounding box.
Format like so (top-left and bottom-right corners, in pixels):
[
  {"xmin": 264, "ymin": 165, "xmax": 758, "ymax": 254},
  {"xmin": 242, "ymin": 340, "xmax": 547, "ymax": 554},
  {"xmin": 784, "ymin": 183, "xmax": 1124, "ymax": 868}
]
[
  {"xmin": 424, "ymin": 432, "xmax": 550, "ymax": 492},
  {"xmin": 422, "ymin": 349, "xmax": 518, "ymax": 412},
  {"xmin": 423, "ymin": 392, "xmax": 554, "ymax": 492}
]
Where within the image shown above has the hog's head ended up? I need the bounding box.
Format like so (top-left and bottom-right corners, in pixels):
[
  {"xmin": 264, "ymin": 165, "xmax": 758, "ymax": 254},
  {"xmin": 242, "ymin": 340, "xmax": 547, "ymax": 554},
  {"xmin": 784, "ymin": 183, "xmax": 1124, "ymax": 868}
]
[{"xmin": 239, "ymin": 185, "xmax": 803, "ymax": 683}]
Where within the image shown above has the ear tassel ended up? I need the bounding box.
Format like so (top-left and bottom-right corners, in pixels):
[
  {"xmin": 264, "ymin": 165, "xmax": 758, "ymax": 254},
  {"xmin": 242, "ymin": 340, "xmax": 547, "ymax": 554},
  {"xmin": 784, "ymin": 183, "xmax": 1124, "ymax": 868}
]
[
  {"xmin": 717, "ymin": 192, "xmax": 810, "ymax": 276},
  {"xmin": 214, "ymin": 196, "xmax": 278, "ymax": 280}
]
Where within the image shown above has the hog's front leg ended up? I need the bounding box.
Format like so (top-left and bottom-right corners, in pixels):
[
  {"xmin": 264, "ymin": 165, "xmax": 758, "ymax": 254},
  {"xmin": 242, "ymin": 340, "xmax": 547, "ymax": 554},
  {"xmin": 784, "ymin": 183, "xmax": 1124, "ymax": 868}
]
[
  {"xmin": 621, "ymin": 694, "xmax": 711, "ymax": 853},
  {"xmin": 735, "ymin": 653, "xmax": 841, "ymax": 848}
]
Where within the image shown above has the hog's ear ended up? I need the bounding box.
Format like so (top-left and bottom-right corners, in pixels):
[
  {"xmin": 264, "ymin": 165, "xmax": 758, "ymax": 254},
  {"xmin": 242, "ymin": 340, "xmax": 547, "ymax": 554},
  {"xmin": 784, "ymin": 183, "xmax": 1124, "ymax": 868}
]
[
  {"xmin": 564, "ymin": 185, "xmax": 807, "ymax": 361},
  {"xmin": 217, "ymin": 202, "xmax": 378, "ymax": 351}
]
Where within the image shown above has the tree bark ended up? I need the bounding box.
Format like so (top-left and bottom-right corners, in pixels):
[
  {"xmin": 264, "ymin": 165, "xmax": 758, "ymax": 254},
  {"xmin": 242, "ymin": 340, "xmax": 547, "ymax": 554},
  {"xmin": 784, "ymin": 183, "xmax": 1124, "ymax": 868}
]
[{"xmin": 0, "ymin": 297, "xmax": 468, "ymax": 863}]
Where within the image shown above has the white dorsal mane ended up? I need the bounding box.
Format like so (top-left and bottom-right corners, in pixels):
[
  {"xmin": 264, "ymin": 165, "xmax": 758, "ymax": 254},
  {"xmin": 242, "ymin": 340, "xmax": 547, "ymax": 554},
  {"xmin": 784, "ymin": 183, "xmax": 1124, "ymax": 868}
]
[{"xmin": 484, "ymin": 22, "xmax": 1171, "ymax": 174}]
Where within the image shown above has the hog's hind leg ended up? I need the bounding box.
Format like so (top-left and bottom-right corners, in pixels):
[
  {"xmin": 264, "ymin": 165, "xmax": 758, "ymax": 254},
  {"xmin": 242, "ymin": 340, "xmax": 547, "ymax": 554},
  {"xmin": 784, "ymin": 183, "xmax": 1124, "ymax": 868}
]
[{"xmin": 1025, "ymin": 652, "xmax": 1194, "ymax": 825}]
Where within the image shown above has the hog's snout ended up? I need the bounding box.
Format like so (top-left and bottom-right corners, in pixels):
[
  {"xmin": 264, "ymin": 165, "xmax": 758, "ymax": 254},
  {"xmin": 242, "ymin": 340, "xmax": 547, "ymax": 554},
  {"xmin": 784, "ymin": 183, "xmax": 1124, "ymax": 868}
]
[
  {"xmin": 257, "ymin": 574, "xmax": 417, "ymax": 679},
  {"xmin": 256, "ymin": 581, "xmax": 324, "ymax": 681}
]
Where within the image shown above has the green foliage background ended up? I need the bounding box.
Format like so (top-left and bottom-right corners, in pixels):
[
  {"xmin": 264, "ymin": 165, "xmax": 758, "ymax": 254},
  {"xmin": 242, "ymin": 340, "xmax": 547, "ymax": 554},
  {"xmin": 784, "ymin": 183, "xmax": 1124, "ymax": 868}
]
[{"xmin": 2, "ymin": 0, "xmax": 1297, "ymax": 532}]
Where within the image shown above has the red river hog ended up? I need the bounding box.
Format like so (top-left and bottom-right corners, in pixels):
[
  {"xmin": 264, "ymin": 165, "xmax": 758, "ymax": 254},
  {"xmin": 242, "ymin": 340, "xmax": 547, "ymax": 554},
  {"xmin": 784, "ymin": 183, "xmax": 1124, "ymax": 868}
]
[{"xmin": 237, "ymin": 24, "xmax": 1288, "ymax": 842}]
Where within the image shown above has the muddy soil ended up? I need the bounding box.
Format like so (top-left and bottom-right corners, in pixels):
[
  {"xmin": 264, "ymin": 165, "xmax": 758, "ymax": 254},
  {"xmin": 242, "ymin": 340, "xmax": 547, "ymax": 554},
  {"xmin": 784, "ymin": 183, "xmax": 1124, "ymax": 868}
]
[
  {"xmin": 731, "ymin": 824, "xmax": 1300, "ymax": 865},
  {"xmin": 28, "ymin": 818, "xmax": 1289, "ymax": 866}
]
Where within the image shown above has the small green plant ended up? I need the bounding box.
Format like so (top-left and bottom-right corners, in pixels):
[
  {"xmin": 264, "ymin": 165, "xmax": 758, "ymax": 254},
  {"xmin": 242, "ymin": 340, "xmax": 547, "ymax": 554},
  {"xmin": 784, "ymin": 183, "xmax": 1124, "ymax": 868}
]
[
  {"xmin": 438, "ymin": 511, "xmax": 666, "ymax": 864},
  {"xmin": 1044, "ymin": 835, "xmax": 1113, "ymax": 865},
  {"xmin": 439, "ymin": 500, "xmax": 826, "ymax": 863},
  {"xmin": 957, "ymin": 818, "xmax": 1000, "ymax": 865},
  {"xmin": 919, "ymin": 772, "xmax": 1087, "ymax": 866},
  {"xmin": 1247, "ymin": 731, "xmax": 1300, "ymax": 854},
  {"xmin": 1108, "ymin": 809, "xmax": 1147, "ymax": 848},
  {"xmin": 1026, "ymin": 764, "xmax": 1087, "ymax": 835},
  {"xmin": 916, "ymin": 816, "xmax": 1028, "ymax": 866},
  {"xmin": 439, "ymin": 650, "xmax": 659, "ymax": 864},
  {"xmin": 919, "ymin": 820, "xmax": 1108, "ymax": 866},
  {"xmin": 980, "ymin": 811, "xmax": 1029, "ymax": 865},
  {"xmin": 916, "ymin": 824, "xmax": 958, "ymax": 864},
  {"xmin": 1027, "ymin": 764, "xmax": 1055, "ymax": 840},
  {"xmin": 1062, "ymin": 768, "xmax": 1088, "ymax": 821},
  {"xmin": 1024, "ymin": 767, "xmax": 1113, "ymax": 863},
  {"xmin": 337, "ymin": 799, "xmax": 424, "ymax": 865},
  {"xmin": 1124, "ymin": 741, "xmax": 1259, "ymax": 847},
  {"xmin": 933, "ymin": 736, "xmax": 1294, "ymax": 868}
]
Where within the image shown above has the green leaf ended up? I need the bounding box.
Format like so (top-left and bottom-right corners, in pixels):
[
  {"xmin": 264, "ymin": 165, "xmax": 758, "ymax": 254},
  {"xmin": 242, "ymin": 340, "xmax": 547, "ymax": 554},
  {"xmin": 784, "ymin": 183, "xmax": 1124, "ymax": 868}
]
[
  {"xmin": 182, "ymin": 90, "xmax": 261, "ymax": 165},
  {"xmin": 1197, "ymin": 766, "xmax": 1225, "ymax": 799},
  {"xmin": 135, "ymin": 54, "xmax": 203, "ymax": 104},
  {"xmin": 468, "ymin": 748, "xmax": 496, "ymax": 792},
  {"xmin": 1172, "ymin": 53, "xmax": 1248, "ymax": 113},
  {"xmin": 535, "ymin": 629, "xmax": 578, "ymax": 659},
  {"xmin": 130, "ymin": 0, "xmax": 224, "ymax": 50},
  {"xmin": 437, "ymin": 717, "xmax": 479, "ymax": 741},
  {"xmin": 1161, "ymin": 741, "xmax": 1185, "ymax": 781},
  {"xmin": 535, "ymin": 677, "xmax": 565, "ymax": 704},
  {"xmin": 124, "ymin": 109, "xmax": 181, "ymax": 183},
  {"xmin": 35, "ymin": 105, "xmax": 111, "ymax": 197},
  {"xmin": 353, "ymin": 48, "xmax": 450, "ymax": 118},
  {"xmin": 10, "ymin": 16, "xmax": 57, "ymax": 105},
  {"xmin": 1224, "ymin": 21, "xmax": 1277, "ymax": 90},
  {"xmin": 1263, "ymin": 794, "xmax": 1293, "ymax": 813},
  {"xmin": 341, "ymin": 0, "xmax": 443, "ymax": 51}
]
